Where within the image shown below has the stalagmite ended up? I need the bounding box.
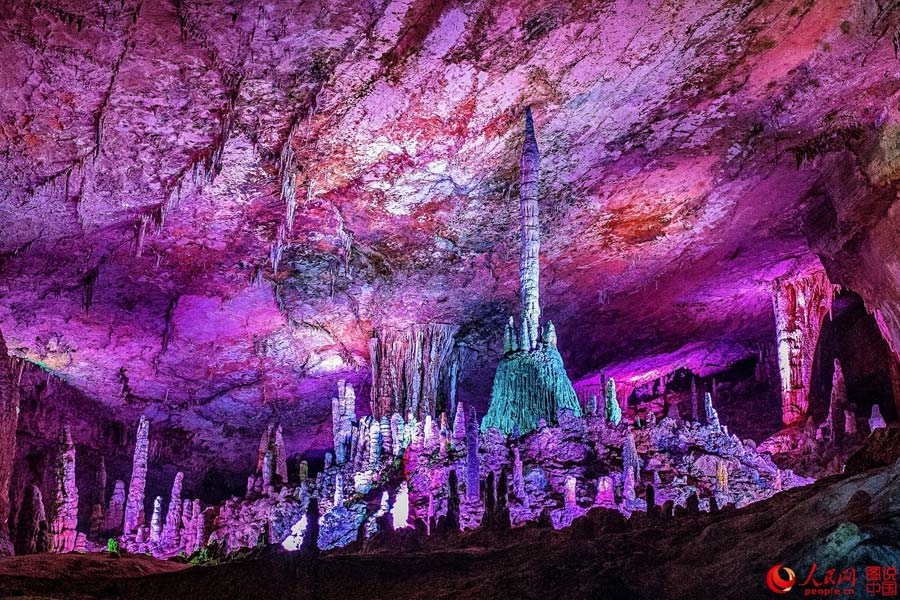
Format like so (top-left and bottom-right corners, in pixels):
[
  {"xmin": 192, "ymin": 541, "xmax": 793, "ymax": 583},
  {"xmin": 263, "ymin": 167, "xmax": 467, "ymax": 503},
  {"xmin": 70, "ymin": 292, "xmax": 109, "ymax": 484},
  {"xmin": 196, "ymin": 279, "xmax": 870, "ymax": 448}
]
[
  {"xmin": 15, "ymin": 484, "xmax": 46, "ymax": 555},
  {"xmin": 368, "ymin": 324, "xmax": 458, "ymax": 420},
  {"xmin": 106, "ymin": 480, "xmax": 125, "ymax": 531},
  {"xmin": 716, "ymin": 460, "xmax": 730, "ymax": 496},
  {"xmin": 74, "ymin": 532, "xmax": 86, "ymax": 552},
  {"xmin": 690, "ymin": 376, "xmax": 699, "ymax": 422},
  {"xmin": 149, "ymin": 496, "xmax": 163, "ymax": 544},
  {"xmin": 453, "ymin": 402, "xmax": 466, "ymax": 442},
  {"xmin": 825, "ymin": 359, "xmax": 847, "ymax": 443},
  {"xmin": 256, "ymin": 422, "xmax": 274, "ymax": 471},
  {"xmin": 333, "ymin": 474, "xmax": 343, "ymax": 506},
  {"xmin": 465, "ymin": 406, "xmax": 480, "ymax": 501},
  {"xmin": 704, "ymin": 392, "xmax": 721, "ymax": 431},
  {"xmin": 563, "ymin": 476, "xmax": 577, "ymax": 518},
  {"xmin": 390, "ymin": 413, "xmax": 403, "ymax": 456},
  {"xmin": 519, "ymin": 107, "xmax": 541, "ymax": 348},
  {"xmin": 368, "ymin": 421, "xmax": 382, "ymax": 466},
  {"xmin": 262, "ymin": 451, "xmax": 274, "ymax": 494},
  {"xmin": 772, "ymin": 270, "xmax": 835, "ymax": 424},
  {"xmin": 379, "ymin": 416, "xmax": 392, "ymax": 456},
  {"xmin": 392, "ymin": 482, "xmax": 411, "ymax": 529},
  {"xmin": 512, "ymin": 447, "xmax": 526, "ymax": 501},
  {"xmin": 586, "ymin": 394, "xmax": 598, "ymax": 416},
  {"xmin": 845, "ymin": 409, "xmax": 858, "ymax": 435},
  {"xmin": 124, "ymin": 416, "xmax": 150, "ymax": 534},
  {"xmin": 50, "ymin": 427, "xmax": 78, "ymax": 553},
  {"xmin": 605, "ymin": 378, "xmax": 622, "ymax": 426},
  {"xmin": 623, "ymin": 432, "xmax": 640, "ymax": 483},
  {"xmin": 180, "ymin": 499, "xmax": 192, "ymax": 548},
  {"xmin": 596, "ymin": 476, "xmax": 615, "ymax": 508},
  {"xmin": 0, "ymin": 332, "xmax": 21, "ymax": 555},
  {"xmin": 332, "ymin": 380, "xmax": 356, "ymax": 464},
  {"xmin": 162, "ymin": 472, "xmax": 183, "ymax": 547},
  {"xmin": 869, "ymin": 404, "xmax": 886, "ymax": 431},
  {"xmin": 480, "ymin": 109, "xmax": 581, "ymax": 435},
  {"xmin": 274, "ymin": 425, "xmax": 288, "ymax": 484},
  {"xmin": 190, "ymin": 500, "xmax": 203, "ymax": 553}
]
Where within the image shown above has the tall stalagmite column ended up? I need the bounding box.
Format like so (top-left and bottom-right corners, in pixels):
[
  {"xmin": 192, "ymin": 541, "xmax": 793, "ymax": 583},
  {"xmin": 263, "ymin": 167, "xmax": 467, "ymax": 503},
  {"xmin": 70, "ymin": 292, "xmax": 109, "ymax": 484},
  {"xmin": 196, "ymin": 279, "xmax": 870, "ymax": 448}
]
[
  {"xmin": 124, "ymin": 416, "xmax": 150, "ymax": 534},
  {"xmin": 519, "ymin": 106, "xmax": 541, "ymax": 350},
  {"xmin": 0, "ymin": 332, "xmax": 20, "ymax": 555},
  {"xmin": 49, "ymin": 427, "xmax": 78, "ymax": 553},
  {"xmin": 772, "ymin": 269, "xmax": 835, "ymax": 424}
]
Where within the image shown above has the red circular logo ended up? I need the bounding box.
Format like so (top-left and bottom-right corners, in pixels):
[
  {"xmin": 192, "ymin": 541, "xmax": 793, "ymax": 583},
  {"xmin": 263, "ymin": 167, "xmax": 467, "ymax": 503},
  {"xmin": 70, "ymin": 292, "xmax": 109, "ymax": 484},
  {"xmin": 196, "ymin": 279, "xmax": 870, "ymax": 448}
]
[{"xmin": 767, "ymin": 564, "xmax": 796, "ymax": 594}]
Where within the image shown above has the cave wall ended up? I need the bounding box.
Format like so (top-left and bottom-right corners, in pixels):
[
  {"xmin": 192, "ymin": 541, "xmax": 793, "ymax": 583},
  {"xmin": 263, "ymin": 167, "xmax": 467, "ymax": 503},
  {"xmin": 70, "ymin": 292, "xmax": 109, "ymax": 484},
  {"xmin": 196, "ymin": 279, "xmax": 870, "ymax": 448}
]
[
  {"xmin": 9, "ymin": 363, "xmax": 249, "ymax": 545},
  {"xmin": 809, "ymin": 291, "xmax": 900, "ymax": 423}
]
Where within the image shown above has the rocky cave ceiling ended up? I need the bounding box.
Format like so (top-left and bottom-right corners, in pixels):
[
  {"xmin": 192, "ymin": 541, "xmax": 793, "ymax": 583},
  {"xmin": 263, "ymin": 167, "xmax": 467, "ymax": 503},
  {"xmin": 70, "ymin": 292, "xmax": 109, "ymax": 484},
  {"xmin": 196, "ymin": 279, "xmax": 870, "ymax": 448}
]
[{"xmin": 1, "ymin": 0, "xmax": 899, "ymax": 463}]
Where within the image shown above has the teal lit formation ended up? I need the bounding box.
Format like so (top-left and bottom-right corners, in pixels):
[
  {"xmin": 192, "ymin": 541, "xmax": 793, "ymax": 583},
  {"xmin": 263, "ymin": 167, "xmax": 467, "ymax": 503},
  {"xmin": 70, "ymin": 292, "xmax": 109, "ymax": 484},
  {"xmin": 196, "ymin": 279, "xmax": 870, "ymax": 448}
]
[{"xmin": 481, "ymin": 108, "xmax": 581, "ymax": 435}]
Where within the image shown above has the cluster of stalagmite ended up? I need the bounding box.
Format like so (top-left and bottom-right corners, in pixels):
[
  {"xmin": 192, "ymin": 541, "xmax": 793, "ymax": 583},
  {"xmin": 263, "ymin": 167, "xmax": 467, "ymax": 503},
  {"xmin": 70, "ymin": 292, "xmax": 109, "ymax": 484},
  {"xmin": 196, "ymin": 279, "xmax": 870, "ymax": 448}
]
[
  {"xmin": 250, "ymin": 421, "xmax": 289, "ymax": 493},
  {"xmin": 481, "ymin": 108, "xmax": 582, "ymax": 435},
  {"xmin": 368, "ymin": 324, "xmax": 460, "ymax": 420},
  {"xmin": 772, "ymin": 269, "xmax": 836, "ymax": 425},
  {"xmin": 49, "ymin": 428, "xmax": 79, "ymax": 553},
  {"xmin": 124, "ymin": 416, "xmax": 150, "ymax": 534}
]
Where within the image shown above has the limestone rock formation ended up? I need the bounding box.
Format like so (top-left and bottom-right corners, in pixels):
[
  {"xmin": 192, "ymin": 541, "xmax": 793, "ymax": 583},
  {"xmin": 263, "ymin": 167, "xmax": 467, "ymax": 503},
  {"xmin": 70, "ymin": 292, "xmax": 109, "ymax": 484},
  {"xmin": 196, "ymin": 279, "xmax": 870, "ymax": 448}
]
[
  {"xmin": 49, "ymin": 428, "xmax": 78, "ymax": 553},
  {"xmin": 606, "ymin": 378, "xmax": 622, "ymax": 426},
  {"xmin": 0, "ymin": 333, "xmax": 20, "ymax": 556},
  {"xmin": 368, "ymin": 324, "xmax": 458, "ymax": 420},
  {"xmin": 869, "ymin": 405, "xmax": 887, "ymax": 432},
  {"xmin": 124, "ymin": 416, "xmax": 150, "ymax": 534},
  {"xmin": 772, "ymin": 270, "xmax": 836, "ymax": 424},
  {"xmin": 14, "ymin": 484, "xmax": 46, "ymax": 555},
  {"xmin": 332, "ymin": 380, "xmax": 356, "ymax": 465},
  {"xmin": 161, "ymin": 472, "xmax": 183, "ymax": 548}
]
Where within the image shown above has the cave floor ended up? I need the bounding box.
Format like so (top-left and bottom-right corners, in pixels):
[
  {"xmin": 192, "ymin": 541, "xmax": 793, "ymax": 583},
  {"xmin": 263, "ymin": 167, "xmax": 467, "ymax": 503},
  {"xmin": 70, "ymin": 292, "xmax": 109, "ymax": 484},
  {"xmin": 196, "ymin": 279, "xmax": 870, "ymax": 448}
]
[{"xmin": 3, "ymin": 430, "xmax": 900, "ymax": 600}]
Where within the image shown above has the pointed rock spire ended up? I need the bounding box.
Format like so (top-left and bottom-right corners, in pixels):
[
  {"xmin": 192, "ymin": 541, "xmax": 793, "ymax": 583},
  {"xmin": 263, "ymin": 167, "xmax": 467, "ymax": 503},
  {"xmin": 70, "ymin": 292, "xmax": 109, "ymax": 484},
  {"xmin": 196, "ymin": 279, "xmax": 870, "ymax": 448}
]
[{"xmin": 519, "ymin": 106, "xmax": 541, "ymax": 350}]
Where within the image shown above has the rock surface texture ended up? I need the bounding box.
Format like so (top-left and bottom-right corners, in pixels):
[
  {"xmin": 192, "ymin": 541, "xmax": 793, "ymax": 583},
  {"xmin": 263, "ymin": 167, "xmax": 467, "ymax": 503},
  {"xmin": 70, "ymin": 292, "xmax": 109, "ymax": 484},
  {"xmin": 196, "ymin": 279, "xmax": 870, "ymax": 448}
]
[{"xmin": 0, "ymin": 1, "xmax": 898, "ymax": 467}]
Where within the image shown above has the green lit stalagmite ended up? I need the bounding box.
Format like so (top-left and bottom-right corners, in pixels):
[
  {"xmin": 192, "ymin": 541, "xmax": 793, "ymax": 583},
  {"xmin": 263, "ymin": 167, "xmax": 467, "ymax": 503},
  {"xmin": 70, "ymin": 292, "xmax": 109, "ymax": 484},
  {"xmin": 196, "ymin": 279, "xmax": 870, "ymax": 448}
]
[{"xmin": 481, "ymin": 108, "xmax": 581, "ymax": 435}]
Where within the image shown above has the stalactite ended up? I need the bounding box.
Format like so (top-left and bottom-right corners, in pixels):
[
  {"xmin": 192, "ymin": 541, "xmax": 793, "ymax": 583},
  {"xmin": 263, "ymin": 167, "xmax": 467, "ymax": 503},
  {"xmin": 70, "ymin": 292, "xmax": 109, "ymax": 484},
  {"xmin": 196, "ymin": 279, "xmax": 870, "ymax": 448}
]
[
  {"xmin": 134, "ymin": 213, "xmax": 151, "ymax": 258},
  {"xmin": 772, "ymin": 269, "xmax": 836, "ymax": 424},
  {"xmin": 162, "ymin": 472, "xmax": 183, "ymax": 548},
  {"xmin": 368, "ymin": 324, "xmax": 458, "ymax": 420},
  {"xmin": 50, "ymin": 427, "xmax": 78, "ymax": 553},
  {"xmin": 124, "ymin": 416, "xmax": 150, "ymax": 534},
  {"xmin": 0, "ymin": 331, "xmax": 20, "ymax": 555},
  {"xmin": 605, "ymin": 378, "xmax": 622, "ymax": 426},
  {"xmin": 465, "ymin": 406, "xmax": 479, "ymax": 501}
]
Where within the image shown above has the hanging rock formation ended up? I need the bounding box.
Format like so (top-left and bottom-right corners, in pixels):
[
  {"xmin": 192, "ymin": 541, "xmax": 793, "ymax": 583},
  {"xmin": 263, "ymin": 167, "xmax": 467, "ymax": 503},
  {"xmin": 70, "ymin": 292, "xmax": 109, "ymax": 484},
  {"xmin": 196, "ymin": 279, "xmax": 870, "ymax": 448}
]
[
  {"xmin": 772, "ymin": 270, "xmax": 836, "ymax": 424},
  {"xmin": 49, "ymin": 428, "xmax": 78, "ymax": 553},
  {"xmin": 124, "ymin": 416, "xmax": 150, "ymax": 534},
  {"xmin": 368, "ymin": 324, "xmax": 459, "ymax": 420},
  {"xmin": 0, "ymin": 332, "xmax": 20, "ymax": 556}
]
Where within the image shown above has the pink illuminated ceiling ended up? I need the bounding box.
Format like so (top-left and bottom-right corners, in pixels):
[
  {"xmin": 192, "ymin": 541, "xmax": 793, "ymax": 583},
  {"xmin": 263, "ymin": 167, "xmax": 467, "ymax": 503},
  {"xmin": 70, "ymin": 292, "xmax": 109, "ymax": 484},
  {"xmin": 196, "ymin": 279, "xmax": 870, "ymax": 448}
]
[{"xmin": 1, "ymin": 0, "xmax": 899, "ymax": 457}]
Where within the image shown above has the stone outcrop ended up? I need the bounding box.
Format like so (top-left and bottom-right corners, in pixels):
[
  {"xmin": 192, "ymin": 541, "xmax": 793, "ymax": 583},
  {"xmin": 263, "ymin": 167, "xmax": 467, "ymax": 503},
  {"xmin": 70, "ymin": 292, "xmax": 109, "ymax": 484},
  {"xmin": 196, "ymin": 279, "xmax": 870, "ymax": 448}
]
[
  {"xmin": 124, "ymin": 416, "xmax": 150, "ymax": 534},
  {"xmin": 106, "ymin": 480, "xmax": 126, "ymax": 532}
]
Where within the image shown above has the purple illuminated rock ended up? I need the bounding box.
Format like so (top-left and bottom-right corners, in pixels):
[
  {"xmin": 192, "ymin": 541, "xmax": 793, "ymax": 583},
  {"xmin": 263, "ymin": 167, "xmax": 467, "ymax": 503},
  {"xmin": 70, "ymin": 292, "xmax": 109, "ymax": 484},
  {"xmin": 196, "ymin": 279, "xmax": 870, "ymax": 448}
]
[
  {"xmin": 124, "ymin": 416, "xmax": 150, "ymax": 534},
  {"xmin": 49, "ymin": 427, "xmax": 78, "ymax": 553}
]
